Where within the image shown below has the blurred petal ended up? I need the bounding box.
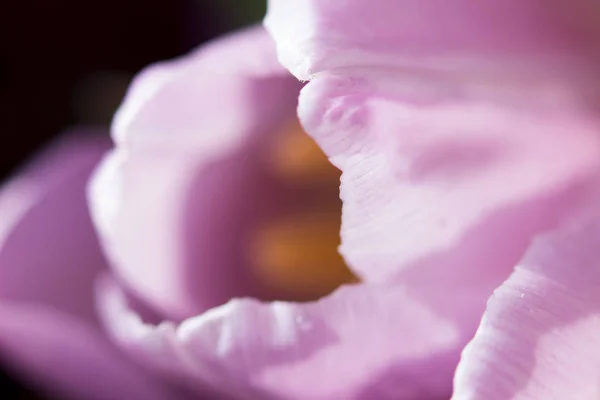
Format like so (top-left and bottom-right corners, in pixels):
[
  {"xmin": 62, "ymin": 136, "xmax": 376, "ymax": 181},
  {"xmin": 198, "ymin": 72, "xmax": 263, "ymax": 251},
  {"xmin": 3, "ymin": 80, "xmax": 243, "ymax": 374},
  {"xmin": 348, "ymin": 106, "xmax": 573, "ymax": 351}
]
[
  {"xmin": 0, "ymin": 133, "xmax": 187, "ymax": 400},
  {"xmin": 0, "ymin": 304, "xmax": 191, "ymax": 400},
  {"xmin": 0, "ymin": 131, "xmax": 109, "ymax": 322},
  {"xmin": 111, "ymin": 25, "xmax": 296, "ymax": 152},
  {"xmin": 97, "ymin": 273, "xmax": 462, "ymax": 400},
  {"xmin": 265, "ymin": 0, "xmax": 600, "ymax": 80},
  {"xmin": 89, "ymin": 26, "xmax": 302, "ymax": 319},
  {"xmin": 453, "ymin": 198, "xmax": 600, "ymax": 400}
]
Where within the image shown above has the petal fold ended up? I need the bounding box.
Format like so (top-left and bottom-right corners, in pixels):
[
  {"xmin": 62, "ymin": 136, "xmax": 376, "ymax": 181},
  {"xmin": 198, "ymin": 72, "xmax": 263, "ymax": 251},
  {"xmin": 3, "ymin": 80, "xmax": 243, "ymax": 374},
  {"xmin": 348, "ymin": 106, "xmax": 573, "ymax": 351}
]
[
  {"xmin": 299, "ymin": 74, "xmax": 600, "ymax": 284},
  {"xmin": 453, "ymin": 198, "xmax": 600, "ymax": 400},
  {"xmin": 265, "ymin": 0, "xmax": 600, "ymax": 80},
  {"xmin": 97, "ymin": 273, "xmax": 464, "ymax": 400}
]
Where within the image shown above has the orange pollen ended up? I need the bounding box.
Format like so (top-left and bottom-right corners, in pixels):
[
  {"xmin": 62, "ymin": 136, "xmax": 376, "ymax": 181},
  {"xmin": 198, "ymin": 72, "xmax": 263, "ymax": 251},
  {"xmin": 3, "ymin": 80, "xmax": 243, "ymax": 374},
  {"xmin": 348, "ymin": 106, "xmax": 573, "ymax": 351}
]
[
  {"xmin": 250, "ymin": 121, "xmax": 359, "ymax": 301},
  {"xmin": 268, "ymin": 121, "xmax": 341, "ymax": 184}
]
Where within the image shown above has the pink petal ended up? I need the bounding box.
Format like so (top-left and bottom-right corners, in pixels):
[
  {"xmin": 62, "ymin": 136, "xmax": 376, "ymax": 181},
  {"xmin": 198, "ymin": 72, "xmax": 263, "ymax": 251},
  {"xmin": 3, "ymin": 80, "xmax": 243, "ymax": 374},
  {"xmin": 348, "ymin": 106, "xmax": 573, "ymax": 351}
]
[
  {"xmin": 0, "ymin": 133, "xmax": 188, "ymax": 400},
  {"xmin": 89, "ymin": 26, "xmax": 302, "ymax": 320},
  {"xmin": 111, "ymin": 25, "xmax": 296, "ymax": 152},
  {"xmin": 453, "ymin": 197, "xmax": 600, "ymax": 400},
  {"xmin": 0, "ymin": 304, "xmax": 192, "ymax": 400},
  {"xmin": 293, "ymin": 75, "xmax": 600, "ymax": 377},
  {"xmin": 97, "ymin": 273, "xmax": 462, "ymax": 400},
  {"xmin": 0, "ymin": 131, "xmax": 110, "ymax": 322},
  {"xmin": 299, "ymin": 74, "xmax": 600, "ymax": 286},
  {"xmin": 265, "ymin": 0, "xmax": 600, "ymax": 80}
]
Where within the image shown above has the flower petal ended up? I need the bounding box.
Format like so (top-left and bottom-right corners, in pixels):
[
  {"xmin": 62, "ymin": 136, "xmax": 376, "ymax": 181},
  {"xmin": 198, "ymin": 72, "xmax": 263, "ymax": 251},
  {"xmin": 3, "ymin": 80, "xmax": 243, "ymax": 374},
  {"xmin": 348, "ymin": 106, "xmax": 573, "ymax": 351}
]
[
  {"xmin": 0, "ymin": 133, "xmax": 188, "ymax": 400},
  {"xmin": 292, "ymin": 75, "xmax": 600, "ymax": 379},
  {"xmin": 111, "ymin": 25, "xmax": 297, "ymax": 152},
  {"xmin": 89, "ymin": 26, "xmax": 302, "ymax": 319},
  {"xmin": 299, "ymin": 74, "xmax": 600, "ymax": 285},
  {"xmin": 265, "ymin": 0, "xmax": 600, "ymax": 80},
  {"xmin": 0, "ymin": 131, "xmax": 110, "ymax": 322},
  {"xmin": 0, "ymin": 303, "xmax": 191, "ymax": 400},
  {"xmin": 97, "ymin": 273, "xmax": 463, "ymax": 400},
  {"xmin": 453, "ymin": 198, "xmax": 600, "ymax": 400}
]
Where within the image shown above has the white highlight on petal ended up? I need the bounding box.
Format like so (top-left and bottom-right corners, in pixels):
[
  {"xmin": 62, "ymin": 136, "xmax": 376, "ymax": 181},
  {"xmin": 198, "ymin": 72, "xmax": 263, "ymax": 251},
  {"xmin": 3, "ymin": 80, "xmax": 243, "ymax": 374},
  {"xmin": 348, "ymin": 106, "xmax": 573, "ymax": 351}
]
[{"xmin": 87, "ymin": 150, "xmax": 126, "ymax": 239}]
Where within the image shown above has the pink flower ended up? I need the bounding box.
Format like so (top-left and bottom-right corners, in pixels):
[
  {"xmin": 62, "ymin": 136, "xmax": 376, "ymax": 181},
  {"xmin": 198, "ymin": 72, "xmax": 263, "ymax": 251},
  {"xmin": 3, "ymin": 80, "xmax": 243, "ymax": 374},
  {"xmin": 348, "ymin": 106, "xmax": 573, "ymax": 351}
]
[
  {"xmin": 90, "ymin": 26, "xmax": 459, "ymax": 400},
  {"xmin": 265, "ymin": 1, "xmax": 600, "ymax": 399},
  {"xmin": 3, "ymin": 2, "xmax": 600, "ymax": 399}
]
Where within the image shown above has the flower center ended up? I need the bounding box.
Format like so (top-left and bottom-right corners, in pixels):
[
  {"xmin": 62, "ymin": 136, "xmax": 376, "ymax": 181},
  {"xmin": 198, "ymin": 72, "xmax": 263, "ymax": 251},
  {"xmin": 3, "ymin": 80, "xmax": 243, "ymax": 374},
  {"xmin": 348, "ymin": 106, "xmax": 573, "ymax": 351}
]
[{"xmin": 250, "ymin": 122, "xmax": 359, "ymax": 302}]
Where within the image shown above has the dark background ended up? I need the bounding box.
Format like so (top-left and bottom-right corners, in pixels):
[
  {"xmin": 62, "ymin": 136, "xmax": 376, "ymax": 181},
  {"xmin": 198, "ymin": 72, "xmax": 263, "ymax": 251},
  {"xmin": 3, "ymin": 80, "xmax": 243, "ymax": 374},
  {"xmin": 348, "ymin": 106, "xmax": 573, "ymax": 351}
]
[
  {"xmin": 0, "ymin": 0, "xmax": 266, "ymax": 179},
  {"xmin": 0, "ymin": 0, "xmax": 265, "ymax": 397}
]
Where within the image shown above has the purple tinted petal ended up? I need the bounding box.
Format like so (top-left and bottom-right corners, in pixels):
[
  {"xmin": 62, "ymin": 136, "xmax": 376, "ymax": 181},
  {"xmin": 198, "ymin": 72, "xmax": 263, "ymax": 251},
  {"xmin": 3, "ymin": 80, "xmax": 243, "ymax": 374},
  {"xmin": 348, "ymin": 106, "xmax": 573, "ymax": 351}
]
[
  {"xmin": 89, "ymin": 26, "xmax": 302, "ymax": 320},
  {"xmin": 0, "ymin": 303, "xmax": 192, "ymax": 400},
  {"xmin": 291, "ymin": 75, "xmax": 600, "ymax": 396},
  {"xmin": 265, "ymin": 0, "xmax": 600, "ymax": 80},
  {"xmin": 453, "ymin": 197, "xmax": 600, "ymax": 399},
  {"xmin": 97, "ymin": 273, "xmax": 467, "ymax": 400},
  {"xmin": 0, "ymin": 132, "xmax": 189, "ymax": 400},
  {"xmin": 0, "ymin": 131, "xmax": 110, "ymax": 322},
  {"xmin": 298, "ymin": 74, "xmax": 600, "ymax": 285},
  {"xmin": 111, "ymin": 25, "xmax": 296, "ymax": 152}
]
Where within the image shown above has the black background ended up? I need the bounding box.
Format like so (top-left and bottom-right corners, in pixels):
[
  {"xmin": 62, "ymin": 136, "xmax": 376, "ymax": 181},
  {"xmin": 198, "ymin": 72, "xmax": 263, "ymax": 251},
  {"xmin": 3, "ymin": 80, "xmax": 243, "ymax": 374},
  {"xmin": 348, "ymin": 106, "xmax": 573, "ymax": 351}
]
[{"xmin": 0, "ymin": 0, "xmax": 265, "ymax": 179}]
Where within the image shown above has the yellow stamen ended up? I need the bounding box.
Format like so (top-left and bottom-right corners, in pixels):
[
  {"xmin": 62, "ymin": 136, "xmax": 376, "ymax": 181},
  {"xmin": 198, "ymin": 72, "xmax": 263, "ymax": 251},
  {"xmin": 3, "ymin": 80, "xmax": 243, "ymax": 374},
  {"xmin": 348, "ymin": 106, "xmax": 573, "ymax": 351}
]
[
  {"xmin": 250, "ymin": 120, "xmax": 358, "ymax": 301},
  {"xmin": 250, "ymin": 214, "xmax": 360, "ymax": 301},
  {"xmin": 269, "ymin": 121, "xmax": 341, "ymax": 184}
]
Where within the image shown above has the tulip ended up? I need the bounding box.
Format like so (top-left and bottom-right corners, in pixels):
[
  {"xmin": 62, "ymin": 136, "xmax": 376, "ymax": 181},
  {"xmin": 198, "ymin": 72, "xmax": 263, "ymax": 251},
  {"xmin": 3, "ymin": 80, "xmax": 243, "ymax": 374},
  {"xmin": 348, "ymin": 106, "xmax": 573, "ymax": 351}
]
[
  {"xmin": 90, "ymin": 26, "xmax": 439, "ymax": 400},
  {"xmin": 4, "ymin": 1, "xmax": 600, "ymax": 398}
]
